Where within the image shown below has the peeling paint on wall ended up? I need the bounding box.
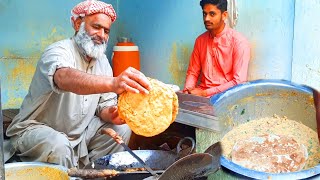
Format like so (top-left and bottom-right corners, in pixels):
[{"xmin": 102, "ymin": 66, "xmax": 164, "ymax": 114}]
[
  {"xmin": 1, "ymin": 49, "xmax": 38, "ymax": 108},
  {"xmin": 1, "ymin": 27, "xmax": 67, "ymax": 109},
  {"xmin": 0, "ymin": 0, "xmax": 84, "ymax": 109},
  {"xmin": 39, "ymin": 27, "xmax": 68, "ymax": 50},
  {"xmin": 168, "ymin": 42, "xmax": 192, "ymax": 87}
]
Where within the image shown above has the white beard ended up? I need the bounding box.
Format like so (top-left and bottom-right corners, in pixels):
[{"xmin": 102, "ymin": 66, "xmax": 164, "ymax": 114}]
[{"xmin": 74, "ymin": 22, "xmax": 107, "ymax": 59}]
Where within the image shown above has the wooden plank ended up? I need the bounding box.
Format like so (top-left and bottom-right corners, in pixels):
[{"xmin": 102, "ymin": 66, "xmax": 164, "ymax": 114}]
[
  {"xmin": 7, "ymin": 109, "xmax": 19, "ymax": 114},
  {"xmin": 2, "ymin": 109, "xmax": 19, "ymax": 124},
  {"xmin": 3, "ymin": 116, "xmax": 12, "ymax": 123},
  {"xmin": 2, "ymin": 109, "xmax": 19, "ymax": 139},
  {"xmin": 3, "ymin": 109, "xmax": 19, "ymax": 120}
]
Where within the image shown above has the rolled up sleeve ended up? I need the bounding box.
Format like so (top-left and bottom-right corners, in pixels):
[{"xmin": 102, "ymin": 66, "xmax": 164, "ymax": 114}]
[
  {"xmin": 95, "ymin": 92, "xmax": 117, "ymax": 116},
  {"xmin": 39, "ymin": 46, "xmax": 74, "ymax": 94}
]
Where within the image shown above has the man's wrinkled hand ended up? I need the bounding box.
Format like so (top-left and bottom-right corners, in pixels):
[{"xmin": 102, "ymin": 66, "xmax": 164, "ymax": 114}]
[
  {"xmin": 105, "ymin": 106, "xmax": 125, "ymax": 125},
  {"xmin": 113, "ymin": 67, "xmax": 151, "ymax": 95}
]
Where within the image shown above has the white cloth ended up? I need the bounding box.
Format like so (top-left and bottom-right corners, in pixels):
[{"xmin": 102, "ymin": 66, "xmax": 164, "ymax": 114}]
[
  {"xmin": 5, "ymin": 38, "xmax": 129, "ymax": 168},
  {"xmin": 71, "ymin": 0, "xmax": 117, "ymax": 28}
]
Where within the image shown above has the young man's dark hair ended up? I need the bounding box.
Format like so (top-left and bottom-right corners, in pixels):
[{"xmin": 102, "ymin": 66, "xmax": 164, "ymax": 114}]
[{"xmin": 200, "ymin": 0, "xmax": 228, "ymax": 12}]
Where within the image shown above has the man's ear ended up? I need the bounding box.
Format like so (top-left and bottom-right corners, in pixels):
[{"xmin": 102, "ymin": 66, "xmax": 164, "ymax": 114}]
[
  {"xmin": 222, "ymin": 11, "xmax": 228, "ymax": 21},
  {"xmin": 74, "ymin": 18, "xmax": 82, "ymax": 32}
]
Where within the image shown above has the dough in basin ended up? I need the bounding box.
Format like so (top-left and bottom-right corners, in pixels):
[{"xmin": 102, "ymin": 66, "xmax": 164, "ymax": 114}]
[{"xmin": 231, "ymin": 134, "xmax": 308, "ymax": 173}]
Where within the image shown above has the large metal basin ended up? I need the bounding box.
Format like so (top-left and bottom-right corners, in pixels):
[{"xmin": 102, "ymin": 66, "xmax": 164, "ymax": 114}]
[
  {"xmin": 211, "ymin": 79, "xmax": 316, "ymax": 133},
  {"xmin": 209, "ymin": 79, "xmax": 320, "ymax": 179}
]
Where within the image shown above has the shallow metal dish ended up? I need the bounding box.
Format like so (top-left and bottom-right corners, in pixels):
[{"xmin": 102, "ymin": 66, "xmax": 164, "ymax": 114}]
[{"xmin": 5, "ymin": 162, "xmax": 70, "ymax": 180}]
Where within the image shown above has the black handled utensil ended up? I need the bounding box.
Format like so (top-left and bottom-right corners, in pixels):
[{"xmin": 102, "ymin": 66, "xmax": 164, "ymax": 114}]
[{"xmin": 101, "ymin": 128, "xmax": 160, "ymax": 179}]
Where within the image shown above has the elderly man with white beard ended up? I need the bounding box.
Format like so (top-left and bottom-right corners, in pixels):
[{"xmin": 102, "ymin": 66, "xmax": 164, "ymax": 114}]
[{"xmin": 5, "ymin": 0, "xmax": 151, "ymax": 168}]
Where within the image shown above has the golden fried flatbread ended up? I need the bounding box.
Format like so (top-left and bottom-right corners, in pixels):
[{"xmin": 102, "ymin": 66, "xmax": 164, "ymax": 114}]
[
  {"xmin": 118, "ymin": 77, "xmax": 178, "ymax": 137},
  {"xmin": 231, "ymin": 134, "xmax": 308, "ymax": 173}
]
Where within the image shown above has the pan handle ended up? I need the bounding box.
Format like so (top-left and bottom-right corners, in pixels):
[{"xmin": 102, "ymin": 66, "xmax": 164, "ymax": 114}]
[{"xmin": 176, "ymin": 137, "xmax": 195, "ymax": 155}]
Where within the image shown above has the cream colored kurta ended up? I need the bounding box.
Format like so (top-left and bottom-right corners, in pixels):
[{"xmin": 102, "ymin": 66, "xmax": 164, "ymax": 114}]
[{"xmin": 6, "ymin": 38, "xmax": 124, "ymax": 167}]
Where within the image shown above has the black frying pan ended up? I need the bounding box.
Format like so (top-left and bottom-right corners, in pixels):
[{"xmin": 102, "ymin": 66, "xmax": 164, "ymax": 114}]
[{"xmin": 81, "ymin": 137, "xmax": 195, "ymax": 179}]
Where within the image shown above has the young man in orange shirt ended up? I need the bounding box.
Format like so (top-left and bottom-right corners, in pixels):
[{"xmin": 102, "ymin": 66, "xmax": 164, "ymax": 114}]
[{"xmin": 183, "ymin": 0, "xmax": 250, "ymax": 97}]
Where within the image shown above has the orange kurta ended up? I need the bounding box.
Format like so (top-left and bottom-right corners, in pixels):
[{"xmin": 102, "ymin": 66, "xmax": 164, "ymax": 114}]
[{"xmin": 184, "ymin": 26, "xmax": 250, "ymax": 97}]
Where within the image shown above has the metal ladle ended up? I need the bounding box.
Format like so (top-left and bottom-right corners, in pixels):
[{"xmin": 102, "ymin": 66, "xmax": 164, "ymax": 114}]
[{"xmin": 143, "ymin": 142, "xmax": 221, "ymax": 180}]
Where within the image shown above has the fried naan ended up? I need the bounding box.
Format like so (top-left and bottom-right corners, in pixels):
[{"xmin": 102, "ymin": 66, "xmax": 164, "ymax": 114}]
[{"xmin": 118, "ymin": 78, "xmax": 178, "ymax": 137}]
